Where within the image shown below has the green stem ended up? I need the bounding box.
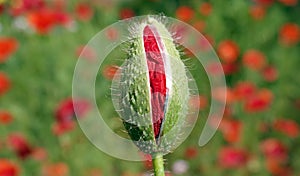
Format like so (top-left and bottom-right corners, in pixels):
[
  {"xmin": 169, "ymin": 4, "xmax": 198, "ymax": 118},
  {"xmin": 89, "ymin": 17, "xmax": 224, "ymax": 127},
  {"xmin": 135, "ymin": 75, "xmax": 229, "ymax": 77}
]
[{"xmin": 152, "ymin": 153, "xmax": 165, "ymax": 176}]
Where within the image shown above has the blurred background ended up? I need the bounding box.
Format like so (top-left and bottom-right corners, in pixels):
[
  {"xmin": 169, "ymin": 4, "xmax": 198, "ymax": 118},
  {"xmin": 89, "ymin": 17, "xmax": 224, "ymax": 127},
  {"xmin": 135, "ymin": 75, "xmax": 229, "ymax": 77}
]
[{"xmin": 0, "ymin": 0, "xmax": 300, "ymax": 175}]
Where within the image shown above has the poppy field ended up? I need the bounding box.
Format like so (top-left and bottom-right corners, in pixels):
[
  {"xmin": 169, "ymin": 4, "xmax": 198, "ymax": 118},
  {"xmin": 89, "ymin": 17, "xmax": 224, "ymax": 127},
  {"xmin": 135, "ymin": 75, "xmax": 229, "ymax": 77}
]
[{"xmin": 1, "ymin": 0, "xmax": 300, "ymax": 176}]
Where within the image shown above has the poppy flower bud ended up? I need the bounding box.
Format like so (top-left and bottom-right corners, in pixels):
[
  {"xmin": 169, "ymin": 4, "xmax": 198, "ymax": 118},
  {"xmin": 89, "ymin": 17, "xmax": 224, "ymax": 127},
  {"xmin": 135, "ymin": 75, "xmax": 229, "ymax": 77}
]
[{"xmin": 112, "ymin": 17, "xmax": 191, "ymax": 155}]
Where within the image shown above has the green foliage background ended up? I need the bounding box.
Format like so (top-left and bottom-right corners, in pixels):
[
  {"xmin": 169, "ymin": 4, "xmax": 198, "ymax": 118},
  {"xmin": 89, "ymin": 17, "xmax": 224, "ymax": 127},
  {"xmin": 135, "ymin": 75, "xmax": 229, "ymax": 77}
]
[{"xmin": 0, "ymin": 0, "xmax": 300, "ymax": 175}]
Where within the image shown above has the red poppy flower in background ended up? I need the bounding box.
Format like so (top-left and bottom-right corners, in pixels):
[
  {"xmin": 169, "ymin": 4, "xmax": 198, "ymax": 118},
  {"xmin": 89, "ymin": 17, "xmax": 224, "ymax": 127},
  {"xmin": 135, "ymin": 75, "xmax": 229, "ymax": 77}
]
[
  {"xmin": 175, "ymin": 6, "xmax": 194, "ymax": 22},
  {"xmin": 199, "ymin": 2, "xmax": 212, "ymax": 16},
  {"xmin": 212, "ymin": 87, "xmax": 235, "ymax": 104},
  {"xmin": 244, "ymin": 88, "xmax": 273, "ymax": 112},
  {"xmin": 262, "ymin": 65, "xmax": 278, "ymax": 82},
  {"xmin": 273, "ymin": 119, "xmax": 299, "ymax": 138},
  {"xmin": 207, "ymin": 114, "xmax": 220, "ymax": 129},
  {"xmin": 105, "ymin": 27, "xmax": 119, "ymax": 41},
  {"xmin": 279, "ymin": 23, "xmax": 300, "ymax": 46},
  {"xmin": 31, "ymin": 147, "xmax": 48, "ymax": 161},
  {"xmin": 226, "ymin": 88, "xmax": 237, "ymax": 104},
  {"xmin": 222, "ymin": 63, "xmax": 239, "ymax": 75},
  {"xmin": 218, "ymin": 147, "xmax": 249, "ymax": 168},
  {"xmin": 52, "ymin": 121, "xmax": 76, "ymax": 136},
  {"xmin": 189, "ymin": 94, "xmax": 208, "ymax": 110},
  {"xmin": 21, "ymin": 0, "xmax": 45, "ymax": 11},
  {"xmin": 0, "ymin": 72, "xmax": 11, "ymax": 96},
  {"xmin": 196, "ymin": 34, "xmax": 214, "ymax": 51},
  {"xmin": 265, "ymin": 159, "xmax": 292, "ymax": 176},
  {"xmin": 42, "ymin": 163, "xmax": 69, "ymax": 176},
  {"xmin": 219, "ymin": 118, "xmax": 243, "ymax": 143},
  {"xmin": 249, "ymin": 5, "xmax": 266, "ymax": 20},
  {"xmin": 0, "ymin": 159, "xmax": 19, "ymax": 176},
  {"xmin": 55, "ymin": 99, "xmax": 75, "ymax": 123},
  {"xmin": 10, "ymin": 0, "xmax": 45, "ymax": 16},
  {"xmin": 278, "ymin": 0, "xmax": 298, "ymax": 6},
  {"xmin": 140, "ymin": 153, "xmax": 152, "ymax": 169},
  {"xmin": 119, "ymin": 8, "xmax": 135, "ymax": 20},
  {"xmin": 102, "ymin": 65, "xmax": 119, "ymax": 80},
  {"xmin": 8, "ymin": 133, "xmax": 33, "ymax": 159},
  {"xmin": 76, "ymin": 45, "xmax": 97, "ymax": 61},
  {"xmin": 242, "ymin": 49, "xmax": 266, "ymax": 71},
  {"xmin": 217, "ymin": 40, "xmax": 240, "ymax": 63},
  {"xmin": 184, "ymin": 146, "xmax": 198, "ymax": 159},
  {"xmin": 259, "ymin": 88, "xmax": 273, "ymax": 101},
  {"xmin": 26, "ymin": 6, "xmax": 73, "ymax": 34},
  {"xmin": 75, "ymin": 3, "xmax": 94, "ymax": 21},
  {"xmin": 0, "ymin": 110, "xmax": 13, "ymax": 125},
  {"xmin": 55, "ymin": 98, "xmax": 90, "ymax": 123},
  {"xmin": 223, "ymin": 106, "xmax": 233, "ymax": 119},
  {"xmin": 206, "ymin": 62, "xmax": 223, "ymax": 75},
  {"xmin": 0, "ymin": 37, "xmax": 18, "ymax": 63},
  {"xmin": 234, "ymin": 81, "xmax": 256, "ymax": 101},
  {"xmin": 53, "ymin": 11, "xmax": 72, "ymax": 26},
  {"xmin": 27, "ymin": 8, "xmax": 57, "ymax": 34},
  {"xmin": 53, "ymin": 98, "xmax": 90, "ymax": 135},
  {"xmin": 260, "ymin": 138, "xmax": 288, "ymax": 161},
  {"xmin": 0, "ymin": 5, "xmax": 4, "ymax": 15},
  {"xmin": 262, "ymin": 139, "xmax": 291, "ymax": 176}
]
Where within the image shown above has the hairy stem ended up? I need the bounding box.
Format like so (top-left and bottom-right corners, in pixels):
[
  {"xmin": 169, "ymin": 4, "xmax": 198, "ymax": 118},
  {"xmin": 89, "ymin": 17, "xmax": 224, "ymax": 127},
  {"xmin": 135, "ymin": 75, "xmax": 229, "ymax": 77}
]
[{"xmin": 152, "ymin": 153, "xmax": 165, "ymax": 176}]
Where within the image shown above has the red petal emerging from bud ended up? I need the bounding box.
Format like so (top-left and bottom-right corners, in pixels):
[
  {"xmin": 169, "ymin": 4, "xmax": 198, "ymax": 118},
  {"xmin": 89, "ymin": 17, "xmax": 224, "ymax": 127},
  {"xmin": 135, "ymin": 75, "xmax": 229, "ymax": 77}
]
[{"xmin": 143, "ymin": 25, "xmax": 167, "ymax": 140}]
